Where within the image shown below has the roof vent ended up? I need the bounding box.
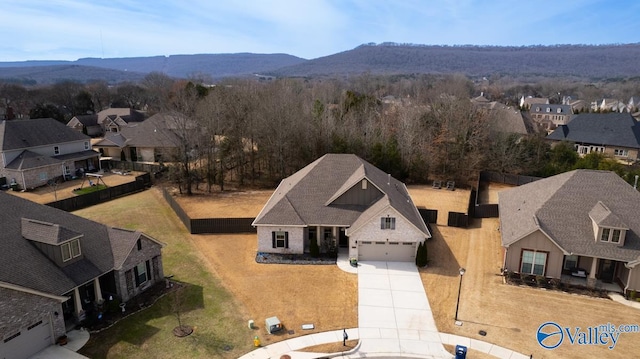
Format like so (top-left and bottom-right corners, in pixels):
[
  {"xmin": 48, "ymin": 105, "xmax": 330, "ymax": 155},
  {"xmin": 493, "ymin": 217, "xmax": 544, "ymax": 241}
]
[{"xmin": 387, "ymin": 173, "xmax": 390, "ymax": 186}]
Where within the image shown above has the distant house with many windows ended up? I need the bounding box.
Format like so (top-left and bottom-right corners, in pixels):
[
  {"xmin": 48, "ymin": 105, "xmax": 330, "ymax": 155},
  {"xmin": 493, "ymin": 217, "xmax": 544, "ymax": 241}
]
[{"xmin": 546, "ymin": 112, "xmax": 640, "ymax": 162}]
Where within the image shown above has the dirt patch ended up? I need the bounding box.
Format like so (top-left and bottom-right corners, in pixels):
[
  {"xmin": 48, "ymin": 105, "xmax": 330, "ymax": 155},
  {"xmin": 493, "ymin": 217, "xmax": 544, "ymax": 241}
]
[
  {"xmin": 297, "ymin": 339, "xmax": 359, "ymax": 353},
  {"xmin": 408, "ymin": 185, "xmax": 471, "ymax": 226},
  {"xmin": 170, "ymin": 188, "xmax": 273, "ymax": 218}
]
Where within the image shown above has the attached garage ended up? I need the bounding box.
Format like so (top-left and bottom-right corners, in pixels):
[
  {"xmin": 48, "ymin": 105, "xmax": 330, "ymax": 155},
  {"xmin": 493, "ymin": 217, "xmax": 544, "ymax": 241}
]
[
  {"xmin": 357, "ymin": 241, "xmax": 417, "ymax": 262},
  {"xmin": 0, "ymin": 317, "xmax": 53, "ymax": 359}
]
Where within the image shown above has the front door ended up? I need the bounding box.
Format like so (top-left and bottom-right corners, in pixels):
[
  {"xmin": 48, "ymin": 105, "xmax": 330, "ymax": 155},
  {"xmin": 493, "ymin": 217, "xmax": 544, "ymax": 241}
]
[
  {"xmin": 598, "ymin": 259, "xmax": 615, "ymax": 283},
  {"xmin": 339, "ymin": 228, "xmax": 348, "ymax": 248}
]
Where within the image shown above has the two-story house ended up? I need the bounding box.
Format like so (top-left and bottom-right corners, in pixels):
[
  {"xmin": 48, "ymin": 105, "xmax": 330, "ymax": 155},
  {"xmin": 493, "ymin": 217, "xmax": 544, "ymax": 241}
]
[
  {"xmin": 67, "ymin": 108, "xmax": 146, "ymax": 137},
  {"xmin": 529, "ymin": 104, "xmax": 574, "ymax": 133},
  {"xmin": 0, "ymin": 118, "xmax": 99, "ymax": 190},
  {"xmin": 546, "ymin": 112, "xmax": 640, "ymax": 162},
  {"xmin": 499, "ymin": 170, "xmax": 640, "ymax": 295}
]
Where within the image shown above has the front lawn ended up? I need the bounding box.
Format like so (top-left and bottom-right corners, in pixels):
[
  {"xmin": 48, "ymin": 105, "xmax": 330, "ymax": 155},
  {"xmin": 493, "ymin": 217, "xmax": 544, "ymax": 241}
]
[{"xmin": 74, "ymin": 189, "xmax": 253, "ymax": 358}]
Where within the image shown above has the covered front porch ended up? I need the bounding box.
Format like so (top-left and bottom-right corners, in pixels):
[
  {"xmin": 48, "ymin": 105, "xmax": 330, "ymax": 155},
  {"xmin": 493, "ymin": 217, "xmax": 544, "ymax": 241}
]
[
  {"xmin": 61, "ymin": 272, "xmax": 118, "ymax": 329},
  {"xmin": 303, "ymin": 225, "xmax": 349, "ymax": 254},
  {"xmin": 561, "ymin": 254, "xmax": 628, "ymax": 293}
]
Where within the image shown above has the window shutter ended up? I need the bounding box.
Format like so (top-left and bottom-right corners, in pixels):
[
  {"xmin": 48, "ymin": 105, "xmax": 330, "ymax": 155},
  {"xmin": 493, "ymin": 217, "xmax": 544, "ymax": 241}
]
[
  {"xmin": 381, "ymin": 218, "xmax": 385, "ymax": 229},
  {"xmin": 285, "ymin": 232, "xmax": 289, "ymax": 248},
  {"xmin": 146, "ymin": 260, "xmax": 152, "ymax": 281},
  {"xmin": 134, "ymin": 266, "xmax": 140, "ymax": 287},
  {"xmin": 272, "ymin": 232, "xmax": 276, "ymax": 248}
]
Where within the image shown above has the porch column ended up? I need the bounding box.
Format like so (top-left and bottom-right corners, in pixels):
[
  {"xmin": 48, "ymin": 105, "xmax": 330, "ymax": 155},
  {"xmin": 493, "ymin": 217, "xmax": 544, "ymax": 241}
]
[
  {"xmin": 73, "ymin": 287, "xmax": 83, "ymax": 318},
  {"xmin": 587, "ymin": 258, "xmax": 598, "ymax": 288},
  {"xmin": 94, "ymin": 277, "xmax": 104, "ymax": 302}
]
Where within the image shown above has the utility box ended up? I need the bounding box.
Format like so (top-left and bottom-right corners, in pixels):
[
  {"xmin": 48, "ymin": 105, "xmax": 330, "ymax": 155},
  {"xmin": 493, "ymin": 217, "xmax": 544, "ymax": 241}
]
[{"xmin": 265, "ymin": 316, "xmax": 283, "ymax": 334}]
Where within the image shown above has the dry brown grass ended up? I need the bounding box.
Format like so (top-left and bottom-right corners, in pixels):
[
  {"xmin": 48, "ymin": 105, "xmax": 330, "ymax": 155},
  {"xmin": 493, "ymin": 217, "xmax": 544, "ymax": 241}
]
[
  {"xmin": 8, "ymin": 171, "xmax": 141, "ymax": 204},
  {"xmin": 443, "ymin": 344, "xmax": 495, "ymax": 359},
  {"xmin": 408, "ymin": 185, "xmax": 471, "ymax": 226},
  {"xmin": 421, "ymin": 184, "xmax": 640, "ymax": 359},
  {"xmin": 170, "ymin": 188, "xmax": 273, "ymax": 218},
  {"xmin": 190, "ymin": 233, "xmax": 358, "ymax": 346}
]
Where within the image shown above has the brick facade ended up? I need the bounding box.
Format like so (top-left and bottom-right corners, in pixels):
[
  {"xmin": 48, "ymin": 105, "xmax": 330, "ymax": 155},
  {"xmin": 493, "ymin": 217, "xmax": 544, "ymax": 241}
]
[
  {"xmin": 115, "ymin": 235, "xmax": 164, "ymax": 302},
  {"xmin": 0, "ymin": 287, "xmax": 65, "ymax": 342},
  {"xmin": 257, "ymin": 226, "xmax": 305, "ymax": 254}
]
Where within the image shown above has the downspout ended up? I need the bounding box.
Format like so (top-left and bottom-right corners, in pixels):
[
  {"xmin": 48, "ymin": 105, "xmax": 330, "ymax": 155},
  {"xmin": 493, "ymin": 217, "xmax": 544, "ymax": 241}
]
[{"xmin": 21, "ymin": 170, "xmax": 26, "ymax": 191}]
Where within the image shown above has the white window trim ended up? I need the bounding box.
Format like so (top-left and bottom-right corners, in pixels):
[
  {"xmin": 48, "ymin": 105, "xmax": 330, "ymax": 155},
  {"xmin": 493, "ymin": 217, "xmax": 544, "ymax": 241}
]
[
  {"xmin": 275, "ymin": 231, "xmax": 286, "ymax": 248},
  {"xmin": 61, "ymin": 239, "xmax": 81, "ymax": 262},
  {"xmin": 381, "ymin": 217, "xmax": 396, "ymax": 230},
  {"xmin": 521, "ymin": 249, "xmax": 547, "ymax": 276},
  {"xmin": 601, "ymin": 227, "xmax": 622, "ymax": 243},
  {"xmin": 136, "ymin": 262, "xmax": 148, "ymax": 285}
]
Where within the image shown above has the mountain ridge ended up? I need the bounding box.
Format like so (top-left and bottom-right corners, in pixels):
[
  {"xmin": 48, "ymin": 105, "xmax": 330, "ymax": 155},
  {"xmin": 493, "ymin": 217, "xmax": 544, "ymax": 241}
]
[{"xmin": 2, "ymin": 43, "xmax": 640, "ymax": 84}]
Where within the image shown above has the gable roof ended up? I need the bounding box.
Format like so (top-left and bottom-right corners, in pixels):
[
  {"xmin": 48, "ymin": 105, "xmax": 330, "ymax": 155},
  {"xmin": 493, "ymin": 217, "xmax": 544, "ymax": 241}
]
[
  {"xmin": 0, "ymin": 191, "xmax": 159, "ymax": 296},
  {"xmin": 0, "ymin": 118, "xmax": 90, "ymax": 151},
  {"xmin": 116, "ymin": 113, "xmax": 188, "ymax": 148},
  {"xmin": 253, "ymin": 154, "xmax": 429, "ymax": 236},
  {"xmin": 5, "ymin": 149, "xmax": 62, "ymax": 170},
  {"xmin": 546, "ymin": 112, "xmax": 640, "ymax": 148},
  {"xmin": 499, "ymin": 170, "xmax": 640, "ymax": 262}
]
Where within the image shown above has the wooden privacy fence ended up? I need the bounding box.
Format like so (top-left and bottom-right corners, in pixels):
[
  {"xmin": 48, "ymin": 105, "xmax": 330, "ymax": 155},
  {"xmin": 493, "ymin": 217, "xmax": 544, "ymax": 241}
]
[
  {"xmin": 46, "ymin": 173, "xmax": 151, "ymax": 212},
  {"xmin": 447, "ymin": 212, "xmax": 469, "ymax": 228},
  {"xmin": 418, "ymin": 208, "xmax": 438, "ymax": 224},
  {"xmin": 161, "ymin": 187, "xmax": 256, "ymax": 234},
  {"xmin": 479, "ymin": 171, "xmax": 541, "ymax": 186}
]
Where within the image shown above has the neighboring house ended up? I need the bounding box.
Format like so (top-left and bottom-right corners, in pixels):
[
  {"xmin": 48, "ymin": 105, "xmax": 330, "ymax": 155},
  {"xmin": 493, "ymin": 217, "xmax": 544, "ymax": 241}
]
[
  {"xmin": 592, "ymin": 98, "xmax": 624, "ymax": 112},
  {"xmin": 252, "ymin": 154, "xmax": 431, "ymax": 262},
  {"xmin": 529, "ymin": 104, "xmax": 574, "ymax": 133},
  {"xmin": 519, "ymin": 96, "xmax": 548, "ymax": 109},
  {"xmin": 93, "ymin": 112, "xmax": 191, "ymax": 163},
  {"xmin": 479, "ymin": 101, "xmax": 534, "ymax": 135},
  {"xmin": 546, "ymin": 112, "xmax": 640, "ymax": 162},
  {"xmin": 67, "ymin": 108, "xmax": 146, "ymax": 137},
  {"xmin": 0, "ymin": 118, "xmax": 99, "ymax": 190},
  {"xmin": 628, "ymin": 96, "xmax": 640, "ymax": 113},
  {"xmin": 499, "ymin": 170, "xmax": 640, "ymax": 295},
  {"xmin": 0, "ymin": 191, "xmax": 164, "ymax": 359}
]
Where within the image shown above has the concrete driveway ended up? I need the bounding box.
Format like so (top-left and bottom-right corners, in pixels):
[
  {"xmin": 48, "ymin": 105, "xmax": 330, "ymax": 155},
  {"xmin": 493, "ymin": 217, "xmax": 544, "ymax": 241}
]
[{"xmin": 356, "ymin": 261, "xmax": 451, "ymax": 358}]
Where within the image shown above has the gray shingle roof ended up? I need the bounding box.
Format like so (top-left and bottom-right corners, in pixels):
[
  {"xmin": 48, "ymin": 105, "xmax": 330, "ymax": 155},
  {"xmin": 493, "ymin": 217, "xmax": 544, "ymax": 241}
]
[
  {"xmin": 0, "ymin": 118, "xmax": 90, "ymax": 151},
  {"xmin": 499, "ymin": 170, "xmax": 640, "ymax": 262},
  {"xmin": 546, "ymin": 112, "xmax": 640, "ymax": 148},
  {"xmin": 5, "ymin": 150, "xmax": 62, "ymax": 170},
  {"xmin": 530, "ymin": 104, "xmax": 572, "ymax": 114},
  {"xmin": 21, "ymin": 218, "xmax": 83, "ymax": 245},
  {"xmin": 253, "ymin": 154, "xmax": 429, "ymax": 236},
  {"xmin": 0, "ymin": 191, "xmax": 154, "ymax": 296}
]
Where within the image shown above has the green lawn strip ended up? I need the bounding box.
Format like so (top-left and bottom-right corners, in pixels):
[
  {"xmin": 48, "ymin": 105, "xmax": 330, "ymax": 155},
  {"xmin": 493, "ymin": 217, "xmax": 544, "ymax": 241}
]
[
  {"xmin": 74, "ymin": 189, "xmax": 254, "ymax": 358},
  {"xmin": 72, "ymin": 184, "xmax": 108, "ymax": 195}
]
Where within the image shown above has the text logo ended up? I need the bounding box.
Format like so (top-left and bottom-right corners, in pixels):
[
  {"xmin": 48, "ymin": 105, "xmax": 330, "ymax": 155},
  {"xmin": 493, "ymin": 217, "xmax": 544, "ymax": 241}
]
[{"xmin": 537, "ymin": 322, "xmax": 564, "ymax": 349}]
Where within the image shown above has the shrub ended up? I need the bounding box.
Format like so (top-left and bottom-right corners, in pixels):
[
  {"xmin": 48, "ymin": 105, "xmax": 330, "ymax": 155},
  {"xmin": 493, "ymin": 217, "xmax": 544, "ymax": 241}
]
[{"xmin": 416, "ymin": 241, "xmax": 428, "ymax": 267}]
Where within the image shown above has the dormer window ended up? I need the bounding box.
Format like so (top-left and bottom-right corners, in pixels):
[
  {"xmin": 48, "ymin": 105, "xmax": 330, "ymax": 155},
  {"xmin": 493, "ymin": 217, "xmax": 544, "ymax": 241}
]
[
  {"xmin": 546, "ymin": 107, "xmax": 551, "ymax": 112},
  {"xmin": 557, "ymin": 108, "xmax": 562, "ymax": 113},
  {"xmin": 600, "ymin": 228, "xmax": 623, "ymax": 243},
  {"xmin": 54, "ymin": 146, "xmax": 60, "ymax": 155},
  {"xmin": 61, "ymin": 239, "xmax": 81, "ymax": 262},
  {"xmin": 84, "ymin": 141, "xmax": 90, "ymax": 150}
]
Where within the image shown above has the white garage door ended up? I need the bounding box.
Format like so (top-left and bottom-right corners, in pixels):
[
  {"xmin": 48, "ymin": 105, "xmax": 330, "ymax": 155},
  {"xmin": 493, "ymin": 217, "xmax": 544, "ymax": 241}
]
[
  {"xmin": 0, "ymin": 317, "xmax": 52, "ymax": 359},
  {"xmin": 358, "ymin": 241, "xmax": 416, "ymax": 262}
]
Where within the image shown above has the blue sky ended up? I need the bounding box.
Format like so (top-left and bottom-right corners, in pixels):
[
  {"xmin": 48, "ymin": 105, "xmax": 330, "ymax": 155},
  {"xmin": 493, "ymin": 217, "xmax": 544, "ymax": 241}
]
[{"xmin": 1, "ymin": 0, "xmax": 638, "ymax": 61}]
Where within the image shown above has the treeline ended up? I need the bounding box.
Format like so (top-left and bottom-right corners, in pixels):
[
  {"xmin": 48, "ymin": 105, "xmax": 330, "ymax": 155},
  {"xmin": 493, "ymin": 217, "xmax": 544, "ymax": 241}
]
[{"xmin": 3, "ymin": 73, "xmax": 640, "ymax": 193}]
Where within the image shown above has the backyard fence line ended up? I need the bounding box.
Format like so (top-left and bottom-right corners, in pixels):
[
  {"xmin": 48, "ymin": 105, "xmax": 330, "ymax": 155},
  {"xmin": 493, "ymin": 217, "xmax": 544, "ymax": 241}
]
[
  {"xmin": 160, "ymin": 187, "xmax": 256, "ymax": 234},
  {"xmin": 46, "ymin": 173, "xmax": 151, "ymax": 212}
]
